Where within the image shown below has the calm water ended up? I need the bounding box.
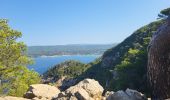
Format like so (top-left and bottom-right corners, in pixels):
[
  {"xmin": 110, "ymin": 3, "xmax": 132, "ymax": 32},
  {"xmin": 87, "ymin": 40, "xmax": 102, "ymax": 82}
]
[{"xmin": 28, "ymin": 55, "xmax": 100, "ymax": 74}]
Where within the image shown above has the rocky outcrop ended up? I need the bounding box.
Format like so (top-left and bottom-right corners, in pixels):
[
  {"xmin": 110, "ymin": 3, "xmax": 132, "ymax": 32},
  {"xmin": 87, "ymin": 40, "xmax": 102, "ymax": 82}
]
[
  {"xmin": 55, "ymin": 78, "xmax": 104, "ymax": 100},
  {"xmin": 106, "ymin": 88, "xmax": 147, "ymax": 100},
  {"xmin": 24, "ymin": 84, "xmax": 60, "ymax": 100},
  {"xmin": 148, "ymin": 15, "xmax": 170, "ymax": 99}
]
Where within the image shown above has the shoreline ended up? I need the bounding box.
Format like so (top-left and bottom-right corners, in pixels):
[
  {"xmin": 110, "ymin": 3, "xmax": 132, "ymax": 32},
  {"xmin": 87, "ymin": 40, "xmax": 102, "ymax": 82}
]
[{"xmin": 33, "ymin": 54, "xmax": 102, "ymax": 58}]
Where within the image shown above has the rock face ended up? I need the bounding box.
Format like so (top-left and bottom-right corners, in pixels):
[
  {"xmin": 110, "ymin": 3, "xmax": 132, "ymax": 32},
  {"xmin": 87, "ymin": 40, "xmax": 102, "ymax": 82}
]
[
  {"xmin": 24, "ymin": 84, "xmax": 60, "ymax": 99},
  {"xmin": 148, "ymin": 15, "xmax": 170, "ymax": 99},
  {"xmin": 55, "ymin": 78, "xmax": 104, "ymax": 100},
  {"xmin": 106, "ymin": 88, "xmax": 147, "ymax": 100},
  {"xmin": 0, "ymin": 96, "xmax": 29, "ymax": 100}
]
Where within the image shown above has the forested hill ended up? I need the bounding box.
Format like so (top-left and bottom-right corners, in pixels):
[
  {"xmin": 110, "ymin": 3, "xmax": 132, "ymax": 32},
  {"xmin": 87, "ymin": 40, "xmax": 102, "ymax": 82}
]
[
  {"xmin": 28, "ymin": 44, "xmax": 117, "ymax": 57},
  {"xmin": 44, "ymin": 12, "xmax": 166, "ymax": 96},
  {"xmin": 80, "ymin": 19, "xmax": 165, "ymax": 95}
]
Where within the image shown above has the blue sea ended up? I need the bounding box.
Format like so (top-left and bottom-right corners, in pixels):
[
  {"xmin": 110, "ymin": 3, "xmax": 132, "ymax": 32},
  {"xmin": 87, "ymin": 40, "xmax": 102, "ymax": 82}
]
[{"xmin": 28, "ymin": 55, "xmax": 100, "ymax": 74}]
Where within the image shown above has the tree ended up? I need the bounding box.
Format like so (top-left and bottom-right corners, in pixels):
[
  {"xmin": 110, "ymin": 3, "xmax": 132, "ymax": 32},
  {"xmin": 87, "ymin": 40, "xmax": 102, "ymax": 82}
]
[
  {"xmin": 0, "ymin": 19, "xmax": 40, "ymax": 96},
  {"xmin": 158, "ymin": 8, "xmax": 170, "ymax": 19},
  {"xmin": 148, "ymin": 15, "xmax": 170, "ymax": 99}
]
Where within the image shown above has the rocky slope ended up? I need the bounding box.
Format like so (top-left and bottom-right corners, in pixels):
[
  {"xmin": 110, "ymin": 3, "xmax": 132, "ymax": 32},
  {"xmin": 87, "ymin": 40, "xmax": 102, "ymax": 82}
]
[{"xmin": 0, "ymin": 78, "xmax": 147, "ymax": 100}]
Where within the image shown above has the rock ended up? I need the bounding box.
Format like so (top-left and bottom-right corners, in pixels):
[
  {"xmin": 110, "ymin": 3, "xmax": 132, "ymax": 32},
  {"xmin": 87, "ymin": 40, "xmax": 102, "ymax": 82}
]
[
  {"xmin": 0, "ymin": 96, "xmax": 29, "ymax": 100},
  {"xmin": 75, "ymin": 88, "xmax": 90, "ymax": 100},
  {"xmin": 56, "ymin": 76, "xmax": 77, "ymax": 90},
  {"xmin": 106, "ymin": 89, "xmax": 147, "ymax": 100},
  {"xmin": 75, "ymin": 78, "xmax": 104, "ymax": 98},
  {"xmin": 69, "ymin": 96, "xmax": 78, "ymax": 100},
  {"xmin": 55, "ymin": 78, "xmax": 104, "ymax": 100},
  {"xmin": 32, "ymin": 97, "xmax": 50, "ymax": 100},
  {"xmin": 107, "ymin": 90, "xmax": 130, "ymax": 100},
  {"xmin": 125, "ymin": 88, "xmax": 146, "ymax": 100},
  {"xmin": 147, "ymin": 15, "xmax": 170, "ymax": 99},
  {"xmin": 104, "ymin": 91, "xmax": 114, "ymax": 100},
  {"xmin": 55, "ymin": 97, "xmax": 68, "ymax": 100},
  {"xmin": 24, "ymin": 84, "xmax": 60, "ymax": 99},
  {"xmin": 57, "ymin": 92, "xmax": 67, "ymax": 98},
  {"xmin": 65, "ymin": 86, "xmax": 90, "ymax": 100}
]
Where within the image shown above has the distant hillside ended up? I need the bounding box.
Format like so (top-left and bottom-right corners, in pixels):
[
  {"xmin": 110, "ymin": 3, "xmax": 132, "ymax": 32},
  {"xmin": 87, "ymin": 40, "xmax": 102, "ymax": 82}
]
[{"xmin": 28, "ymin": 44, "xmax": 117, "ymax": 57}]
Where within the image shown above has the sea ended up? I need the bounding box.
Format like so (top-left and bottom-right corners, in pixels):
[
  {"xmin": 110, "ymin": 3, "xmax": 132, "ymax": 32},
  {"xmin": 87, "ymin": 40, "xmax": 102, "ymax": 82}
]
[{"xmin": 28, "ymin": 55, "xmax": 100, "ymax": 74}]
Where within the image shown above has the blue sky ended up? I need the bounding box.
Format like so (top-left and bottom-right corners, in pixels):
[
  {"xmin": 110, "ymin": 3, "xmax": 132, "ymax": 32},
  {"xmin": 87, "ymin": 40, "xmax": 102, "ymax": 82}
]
[{"xmin": 0, "ymin": 0, "xmax": 170, "ymax": 46}]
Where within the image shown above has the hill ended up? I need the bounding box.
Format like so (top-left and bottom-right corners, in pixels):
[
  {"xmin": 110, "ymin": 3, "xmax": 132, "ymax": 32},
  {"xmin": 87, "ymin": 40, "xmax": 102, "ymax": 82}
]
[
  {"xmin": 28, "ymin": 44, "xmax": 116, "ymax": 57},
  {"xmin": 44, "ymin": 19, "xmax": 165, "ymax": 96},
  {"xmin": 81, "ymin": 20, "xmax": 165, "ymax": 95},
  {"xmin": 43, "ymin": 8, "xmax": 170, "ymax": 97}
]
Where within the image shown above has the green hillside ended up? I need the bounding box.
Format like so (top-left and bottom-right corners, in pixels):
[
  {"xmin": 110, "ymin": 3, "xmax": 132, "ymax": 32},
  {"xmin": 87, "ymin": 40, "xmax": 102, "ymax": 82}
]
[
  {"xmin": 44, "ymin": 8, "xmax": 169, "ymax": 96},
  {"xmin": 44, "ymin": 19, "xmax": 165, "ymax": 95}
]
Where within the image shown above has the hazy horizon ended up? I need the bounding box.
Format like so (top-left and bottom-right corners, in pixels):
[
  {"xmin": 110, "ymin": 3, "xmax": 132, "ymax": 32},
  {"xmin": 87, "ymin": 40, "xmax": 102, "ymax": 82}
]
[{"xmin": 27, "ymin": 43, "xmax": 117, "ymax": 47}]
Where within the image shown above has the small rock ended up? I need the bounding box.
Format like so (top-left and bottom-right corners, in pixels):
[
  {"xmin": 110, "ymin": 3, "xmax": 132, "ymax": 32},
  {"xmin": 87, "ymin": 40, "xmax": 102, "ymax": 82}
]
[{"xmin": 106, "ymin": 89, "xmax": 147, "ymax": 100}]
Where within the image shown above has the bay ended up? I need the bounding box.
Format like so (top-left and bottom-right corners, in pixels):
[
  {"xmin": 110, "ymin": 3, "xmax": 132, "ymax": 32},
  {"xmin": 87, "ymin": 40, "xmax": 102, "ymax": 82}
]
[{"xmin": 28, "ymin": 55, "xmax": 100, "ymax": 74}]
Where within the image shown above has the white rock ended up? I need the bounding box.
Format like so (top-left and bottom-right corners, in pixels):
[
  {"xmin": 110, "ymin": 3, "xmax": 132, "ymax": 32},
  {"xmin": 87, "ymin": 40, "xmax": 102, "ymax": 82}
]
[
  {"xmin": 0, "ymin": 96, "xmax": 29, "ymax": 100},
  {"xmin": 24, "ymin": 84, "xmax": 60, "ymax": 99},
  {"xmin": 75, "ymin": 78, "xmax": 104, "ymax": 97}
]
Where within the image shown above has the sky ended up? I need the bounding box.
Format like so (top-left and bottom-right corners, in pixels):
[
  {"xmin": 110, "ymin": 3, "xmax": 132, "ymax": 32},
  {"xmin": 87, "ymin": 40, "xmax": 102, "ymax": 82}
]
[{"xmin": 0, "ymin": 0, "xmax": 170, "ymax": 46}]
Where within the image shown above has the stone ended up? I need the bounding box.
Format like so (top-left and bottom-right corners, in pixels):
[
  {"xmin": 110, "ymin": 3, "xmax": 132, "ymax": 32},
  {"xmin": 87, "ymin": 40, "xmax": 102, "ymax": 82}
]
[
  {"xmin": 69, "ymin": 96, "xmax": 78, "ymax": 100},
  {"xmin": 75, "ymin": 89, "xmax": 90, "ymax": 100},
  {"xmin": 106, "ymin": 89, "xmax": 147, "ymax": 100},
  {"xmin": 24, "ymin": 84, "xmax": 60, "ymax": 99},
  {"xmin": 56, "ymin": 78, "xmax": 104, "ymax": 100},
  {"xmin": 125, "ymin": 88, "xmax": 146, "ymax": 100},
  {"xmin": 75, "ymin": 78, "xmax": 104, "ymax": 97},
  {"xmin": 0, "ymin": 96, "xmax": 29, "ymax": 100}
]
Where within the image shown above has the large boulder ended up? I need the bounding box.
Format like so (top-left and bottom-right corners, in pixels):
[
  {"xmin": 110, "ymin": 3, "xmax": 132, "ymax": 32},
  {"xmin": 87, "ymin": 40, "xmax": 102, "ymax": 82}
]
[
  {"xmin": 148, "ymin": 15, "xmax": 170, "ymax": 99},
  {"xmin": 24, "ymin": 84, "xmax": 60, "ymax": 99},
  {"xmin": 0, "ymin": 96, "xmax": 29, "ymax": 100},
  {"xmin": 75, "ymin": 78, "xmax": 104, "ymax": 97},
  {"xmin": 106, "ymin": 88, "xmax": 147, "ymax": 100},
  {"xmin": 55, "ymin": 78, "xmax": 104, "ymax": 100}
]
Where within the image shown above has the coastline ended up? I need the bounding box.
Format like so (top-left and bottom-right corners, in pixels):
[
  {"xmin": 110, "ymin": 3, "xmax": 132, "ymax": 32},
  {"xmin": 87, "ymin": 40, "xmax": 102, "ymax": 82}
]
[{"xmin": 35, "ymin": 54, "xmax": 102, "ymax": 58}]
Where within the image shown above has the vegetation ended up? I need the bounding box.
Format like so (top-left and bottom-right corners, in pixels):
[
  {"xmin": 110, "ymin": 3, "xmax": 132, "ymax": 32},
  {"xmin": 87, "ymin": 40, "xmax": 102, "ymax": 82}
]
[
  {"xmin": 79, "ymin": 17, "xmax": 165, "ymax": 95},
  {"xmin": 158, "ymin": 7, "xmax": 170, "ymax": 19},
  {"xmin": 43, "ymin": 8, "xmax": 168, "ymax": 97},
  {"xmin": 44, "ymin": 60, "xmax": 89, "ymax": 81},
  {"xmin": 0, "ymin": 19, "xmax": 40, "ymax": 97}
]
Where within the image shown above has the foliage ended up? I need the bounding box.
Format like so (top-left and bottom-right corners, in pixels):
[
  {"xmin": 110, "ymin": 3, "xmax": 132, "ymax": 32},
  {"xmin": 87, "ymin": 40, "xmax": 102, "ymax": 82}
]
[
  {"xmin": 158, "ymin": 8, "xmax": 170, "ymax": 19},
  {"xmin": 44, "ymin": 60, "xmax": 89, "ymax": 80},
  {"xmin": 43, "ymin": 8, "xmax": 167, "ymax": 96},
  {"xmin": 0, "ymin": 19, "xmax": 40, "ymax": 97},
  {"xmin": 79, "ymin": 19, "xmax": 164, "ymax": 96}
]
